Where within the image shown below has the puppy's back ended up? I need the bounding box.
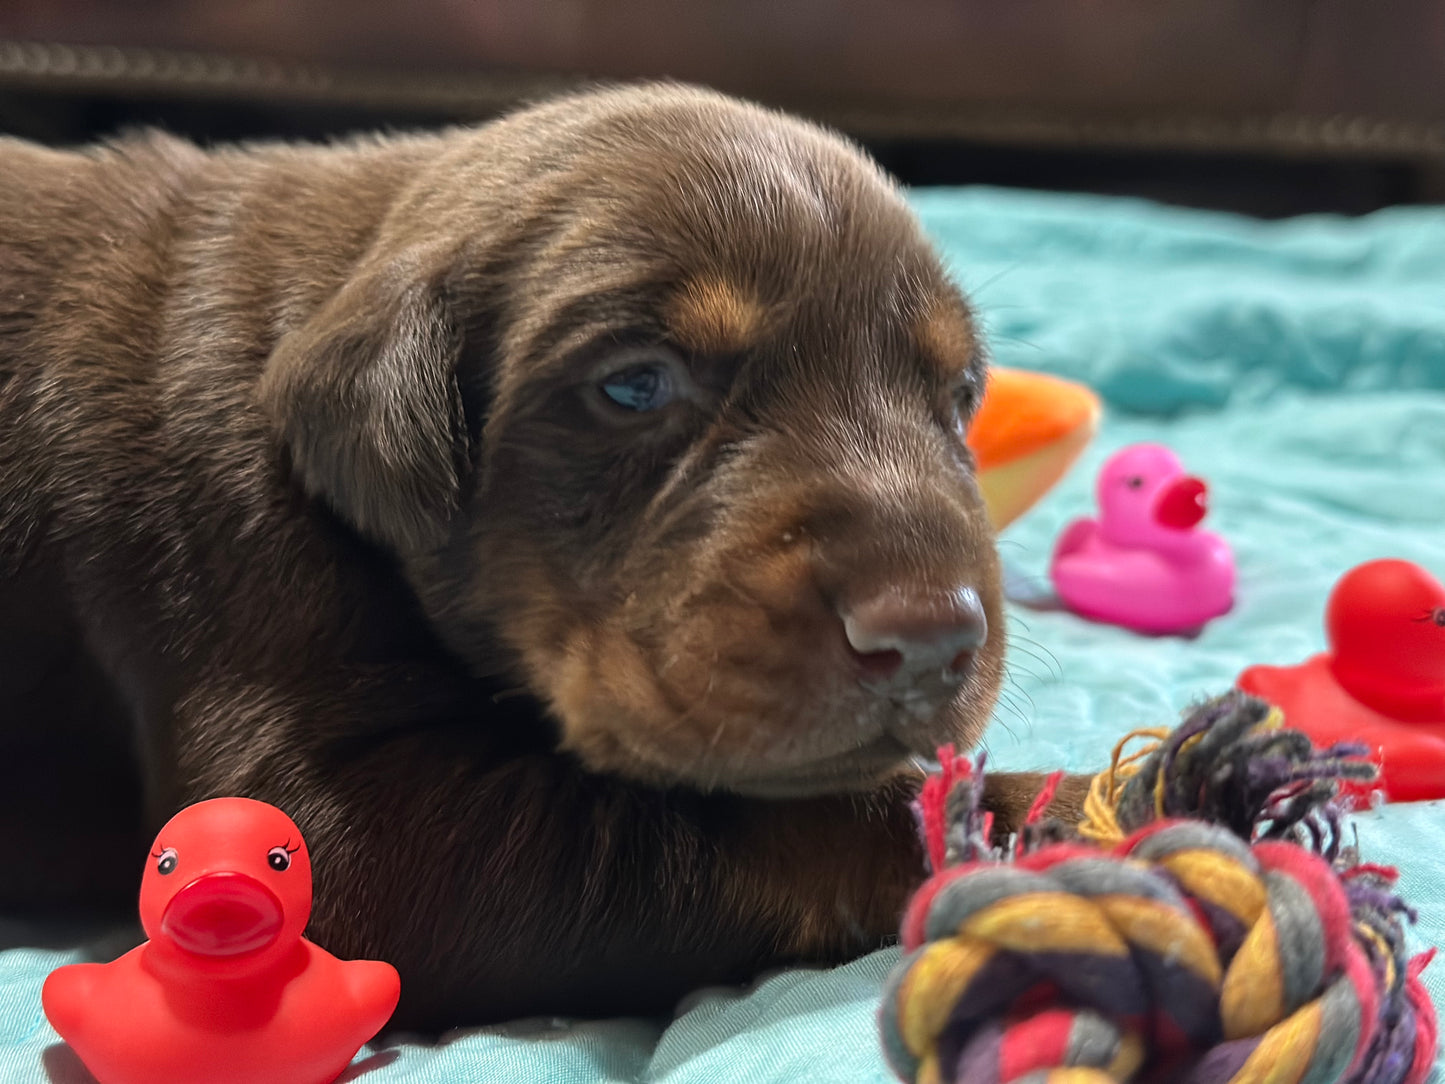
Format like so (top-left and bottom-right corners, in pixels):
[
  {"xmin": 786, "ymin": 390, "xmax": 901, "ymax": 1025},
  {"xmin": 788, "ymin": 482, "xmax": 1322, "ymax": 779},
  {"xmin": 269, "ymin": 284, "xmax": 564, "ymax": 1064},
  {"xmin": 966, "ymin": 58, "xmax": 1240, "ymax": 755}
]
[
  {"xmin": 0, "ymin": 127, "xmax": 443, "ymax": 904},
  {"xmin": 0, "ymin": 133, "xmax": 197, "ymax": 318}
]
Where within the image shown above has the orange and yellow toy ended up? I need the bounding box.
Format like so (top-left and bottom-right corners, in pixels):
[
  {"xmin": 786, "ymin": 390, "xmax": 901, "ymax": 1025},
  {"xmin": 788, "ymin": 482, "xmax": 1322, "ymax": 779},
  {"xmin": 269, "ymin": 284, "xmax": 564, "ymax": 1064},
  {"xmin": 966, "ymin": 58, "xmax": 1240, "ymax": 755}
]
[{"xmin": 965, "ymin": 367, "xmax": 1101, "ymax": 529}]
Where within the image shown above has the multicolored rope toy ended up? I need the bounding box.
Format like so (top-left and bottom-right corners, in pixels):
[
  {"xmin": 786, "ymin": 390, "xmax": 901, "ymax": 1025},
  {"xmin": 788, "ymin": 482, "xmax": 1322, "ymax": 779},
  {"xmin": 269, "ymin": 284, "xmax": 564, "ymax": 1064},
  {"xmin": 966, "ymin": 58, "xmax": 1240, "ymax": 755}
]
[{"xmin": 879, "ymin": 691, "xmax": 1438, "ymax": 1084}]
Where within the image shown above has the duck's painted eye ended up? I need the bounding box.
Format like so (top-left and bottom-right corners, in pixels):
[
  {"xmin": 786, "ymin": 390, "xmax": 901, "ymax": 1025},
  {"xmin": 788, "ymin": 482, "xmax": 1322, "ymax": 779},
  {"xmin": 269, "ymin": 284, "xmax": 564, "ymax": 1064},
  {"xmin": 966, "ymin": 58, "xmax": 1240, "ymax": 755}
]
[
  {"xmin": 267, "ymin": 846, "xmax": 292, "ymax": 872},
  {"xmin": 155, "ymin": 847, "xmax": 178, "ymax": 876},
  {"xmin": 599, "ymin": 363, "xmax": 676, "ymax": 412},
  {"xmin": 1126, "ymin": 476, "xmax": 1145, "ymax": 489},
  {"xmin": 1433, "ymin": 607, "xmax": 1445, "ymax": 628}
]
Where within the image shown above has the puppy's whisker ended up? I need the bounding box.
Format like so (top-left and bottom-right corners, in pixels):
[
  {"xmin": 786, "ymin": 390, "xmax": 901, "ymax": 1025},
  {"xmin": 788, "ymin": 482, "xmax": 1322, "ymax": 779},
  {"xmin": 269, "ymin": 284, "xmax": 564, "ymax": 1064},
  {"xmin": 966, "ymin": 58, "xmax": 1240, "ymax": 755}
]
[
  {"xmin": 1003, "ymin": 664, "xmax": 1047, "ymax": 688},
  {"xmin": 997, "ymin": 684, "xmax": 1030, "ymax": 712},
  {"xmin": 1010, "ymin": 636, "xmax": 1063, "ymax": 679},
  {"xmin": 960, "ymin": 263, "xmax": 1023, "ymax": 301},
  {"xmin": 989, "ymin": 708, "xmax": 1022, "ymax": 742},
  {"xmin": 1000, "ymin": 680, "xmax": 1038, "ymax": 718},
  {"xmin": 986, "ymin": 334, "xmax": 1045, "ymax": 353},
  {"xmin": 1005, "ymin": 655, "xmax": 1054, "ymax": 686},
  {"xmin": 990, "ymin": 692, "xmax": 1031, "ymax": 741}
]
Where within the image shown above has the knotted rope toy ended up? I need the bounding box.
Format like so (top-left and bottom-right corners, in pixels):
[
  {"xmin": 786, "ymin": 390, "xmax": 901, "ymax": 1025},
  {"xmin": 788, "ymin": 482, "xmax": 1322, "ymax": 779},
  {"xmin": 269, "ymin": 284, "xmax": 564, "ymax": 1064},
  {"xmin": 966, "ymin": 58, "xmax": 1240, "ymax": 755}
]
[{"xmin": 879, "ymin": 691, "xmax": 1438, "ymax": 1084}]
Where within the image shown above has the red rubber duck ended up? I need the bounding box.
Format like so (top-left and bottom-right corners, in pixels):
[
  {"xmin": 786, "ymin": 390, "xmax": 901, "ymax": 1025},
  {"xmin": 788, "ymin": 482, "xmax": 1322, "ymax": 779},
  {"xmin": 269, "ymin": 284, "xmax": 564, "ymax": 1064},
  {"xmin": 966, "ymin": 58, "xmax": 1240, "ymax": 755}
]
[
  {"xmin": 1239, "ymin": 559, "xmax": 1445, "ymax": 803},
  {"xmin": 43, "ymin": 797, "xmax": 400, "ymax": 1084}
]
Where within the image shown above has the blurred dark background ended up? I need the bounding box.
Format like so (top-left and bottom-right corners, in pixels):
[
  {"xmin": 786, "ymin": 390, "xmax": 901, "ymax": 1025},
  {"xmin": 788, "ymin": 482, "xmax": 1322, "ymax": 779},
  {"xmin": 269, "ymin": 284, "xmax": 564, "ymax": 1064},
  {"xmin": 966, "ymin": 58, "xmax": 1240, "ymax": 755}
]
[{"xmin": 3, "ymin": 1, "xmax": 1445, "ymax": 217}]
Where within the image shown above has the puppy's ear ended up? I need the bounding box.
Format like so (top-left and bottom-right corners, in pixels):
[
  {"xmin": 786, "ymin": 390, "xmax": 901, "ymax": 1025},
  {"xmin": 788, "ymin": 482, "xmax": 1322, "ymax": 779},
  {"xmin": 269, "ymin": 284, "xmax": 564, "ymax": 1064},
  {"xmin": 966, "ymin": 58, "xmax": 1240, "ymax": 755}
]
[{"xmin": 260, "ymin": 247, "xmax": 468, "ymax": 554}]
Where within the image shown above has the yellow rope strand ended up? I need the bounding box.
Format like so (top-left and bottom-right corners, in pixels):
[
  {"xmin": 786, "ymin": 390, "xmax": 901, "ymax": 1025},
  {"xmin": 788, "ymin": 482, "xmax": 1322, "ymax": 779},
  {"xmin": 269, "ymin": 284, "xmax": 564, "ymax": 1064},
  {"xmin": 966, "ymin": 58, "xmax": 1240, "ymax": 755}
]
[
  {"xmin": 1077, "ymin": 727, "xmax": 1170, "ymax": 845},
  {"xmin": 1077, "ymin": 708, "xmax": 1286, "ymax": 846}
]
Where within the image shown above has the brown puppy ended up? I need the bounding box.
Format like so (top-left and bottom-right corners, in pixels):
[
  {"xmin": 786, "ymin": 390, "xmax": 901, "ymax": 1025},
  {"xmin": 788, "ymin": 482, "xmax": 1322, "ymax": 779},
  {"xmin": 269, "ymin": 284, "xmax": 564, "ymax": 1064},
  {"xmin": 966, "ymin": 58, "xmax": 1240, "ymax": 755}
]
[{"xmin": 0, "ymin": 83, "xmax": 1082, "ymax": 1029}]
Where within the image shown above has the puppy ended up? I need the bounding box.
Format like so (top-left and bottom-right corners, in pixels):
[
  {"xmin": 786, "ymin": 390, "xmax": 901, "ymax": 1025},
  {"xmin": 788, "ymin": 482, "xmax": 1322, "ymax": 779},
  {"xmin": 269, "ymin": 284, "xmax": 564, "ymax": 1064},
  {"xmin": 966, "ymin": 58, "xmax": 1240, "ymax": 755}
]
[{"xmin": 0, "ymin": 83, "xmax": 1083, "ymax": 1029}]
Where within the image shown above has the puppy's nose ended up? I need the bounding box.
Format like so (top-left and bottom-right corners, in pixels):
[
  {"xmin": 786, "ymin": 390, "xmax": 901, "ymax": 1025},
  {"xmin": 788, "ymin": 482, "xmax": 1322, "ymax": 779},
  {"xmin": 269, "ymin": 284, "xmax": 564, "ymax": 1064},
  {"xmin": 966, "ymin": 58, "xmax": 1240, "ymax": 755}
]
[{"xmin": 841, "ymin": 586, "xmax": 988, "ymax": 688}]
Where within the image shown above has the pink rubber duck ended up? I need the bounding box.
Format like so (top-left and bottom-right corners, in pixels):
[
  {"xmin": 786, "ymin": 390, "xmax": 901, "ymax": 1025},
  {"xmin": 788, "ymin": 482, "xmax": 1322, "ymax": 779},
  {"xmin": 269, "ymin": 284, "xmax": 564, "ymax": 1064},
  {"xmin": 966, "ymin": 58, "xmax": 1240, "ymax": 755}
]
[
  {"xmin": 43, "ymin": 797, "xmax": 399, "ymax": 1084},
  {"xmin": 1240, "ymin": 559, "xmax": 1445, "ymax": 803},
  {"xmin": 1050, "ymin": 443, "xmax": 1235, "ymax": 634}
]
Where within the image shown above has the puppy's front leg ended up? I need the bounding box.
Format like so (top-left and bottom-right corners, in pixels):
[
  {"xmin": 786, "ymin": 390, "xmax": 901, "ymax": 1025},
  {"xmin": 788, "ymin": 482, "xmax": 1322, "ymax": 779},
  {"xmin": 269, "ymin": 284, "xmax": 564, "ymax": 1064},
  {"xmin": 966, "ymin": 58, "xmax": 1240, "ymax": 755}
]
[
  {"xmin": 981, "ymin": 770, "xmax": 1093, "ymax": 838},
  {"xmin": 171, "ymin": 677, "xmax": 1088, "ymax": 1028},
  {"xmin": 719, "ymin": 767, "xmax": 1093, "ymax": 964},
  {"xmin": 167, "ymin": 674, "xmax": 909, "ymax": 1026}
]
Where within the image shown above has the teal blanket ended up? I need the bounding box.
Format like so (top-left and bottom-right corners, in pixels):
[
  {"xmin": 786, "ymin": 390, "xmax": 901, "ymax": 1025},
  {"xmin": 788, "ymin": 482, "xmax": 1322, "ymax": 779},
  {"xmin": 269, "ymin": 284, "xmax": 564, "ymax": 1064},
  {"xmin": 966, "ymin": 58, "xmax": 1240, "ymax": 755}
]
[{"xmin": 4, "ymin": 187, "xmax": 1442, "ymax": 1083}]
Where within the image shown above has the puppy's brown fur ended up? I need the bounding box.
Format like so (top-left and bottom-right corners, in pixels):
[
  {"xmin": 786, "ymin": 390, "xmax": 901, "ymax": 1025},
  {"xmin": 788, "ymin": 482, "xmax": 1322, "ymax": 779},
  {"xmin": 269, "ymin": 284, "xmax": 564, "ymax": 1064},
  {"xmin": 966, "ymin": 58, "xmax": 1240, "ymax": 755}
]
[{"xmin": 0, "ymin": 84, "xmax": 1084, "ymax": 1029}]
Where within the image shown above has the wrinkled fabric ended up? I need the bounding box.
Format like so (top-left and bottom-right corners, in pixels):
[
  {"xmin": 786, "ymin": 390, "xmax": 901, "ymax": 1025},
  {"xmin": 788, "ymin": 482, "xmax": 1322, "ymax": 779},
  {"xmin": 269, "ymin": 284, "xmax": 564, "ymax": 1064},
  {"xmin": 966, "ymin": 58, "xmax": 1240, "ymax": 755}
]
[{"xmin": 3, "ymin": 186, "xmax": 1441, "ymax": 1083}]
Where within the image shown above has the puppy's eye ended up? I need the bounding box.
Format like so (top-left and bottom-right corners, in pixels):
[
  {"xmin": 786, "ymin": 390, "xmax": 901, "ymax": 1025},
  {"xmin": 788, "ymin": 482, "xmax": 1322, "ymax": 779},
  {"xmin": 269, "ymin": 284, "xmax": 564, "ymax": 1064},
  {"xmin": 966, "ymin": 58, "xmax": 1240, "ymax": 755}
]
[
  {"xmin": 943, "ymin": 372, "xmax": 983, "ymax": 438},
  {"xmin": 952, "ymin": 373, "xmax": 983, "ymax": 418},
  {"xmin": 600, "ymin": 364, "xmax": 676, "ymax": 412}
]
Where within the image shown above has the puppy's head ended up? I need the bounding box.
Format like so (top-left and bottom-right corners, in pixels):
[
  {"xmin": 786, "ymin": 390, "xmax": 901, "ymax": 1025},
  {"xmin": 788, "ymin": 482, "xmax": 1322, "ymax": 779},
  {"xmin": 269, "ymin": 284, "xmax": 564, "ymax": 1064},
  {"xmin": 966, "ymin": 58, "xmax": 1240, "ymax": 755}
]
[{"xmin": 263, "ymin": 85, "xmax": 1002, "ymax": 797}]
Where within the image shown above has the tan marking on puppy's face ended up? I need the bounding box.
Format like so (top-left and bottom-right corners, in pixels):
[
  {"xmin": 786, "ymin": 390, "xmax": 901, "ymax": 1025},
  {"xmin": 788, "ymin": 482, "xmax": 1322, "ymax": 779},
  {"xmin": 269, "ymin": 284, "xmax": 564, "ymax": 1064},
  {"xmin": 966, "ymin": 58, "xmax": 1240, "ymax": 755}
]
[
  {"xmin": 399, "ymin": 85, "xmax": 1002, "ymax": 798},
  {"xmin": 915, "ymin": 298, "xmax": 986, "ymax": 424},
  {"xmin": 915, "ymin": 300, "xmax": 978, "ymax": 378},
  {"xmin": 665, "ymin": 277, "xmax": 771, "ymax": 357}
]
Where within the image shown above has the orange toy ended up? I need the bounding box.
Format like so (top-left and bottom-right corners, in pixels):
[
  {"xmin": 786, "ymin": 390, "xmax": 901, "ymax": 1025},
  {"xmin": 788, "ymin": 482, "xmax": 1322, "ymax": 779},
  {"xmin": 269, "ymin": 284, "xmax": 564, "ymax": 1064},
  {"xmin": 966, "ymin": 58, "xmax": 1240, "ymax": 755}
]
[
  {"xmin": 1240, "ymin": 559, "xmax": 1445, "ymax": 803},
  {"xmin": 43, "ymin": 798, "xmax": 399, "ymax": 1084},
  {"xmin": 966, "ymin": 367, "xmax": 1101, "ymax": 529}
]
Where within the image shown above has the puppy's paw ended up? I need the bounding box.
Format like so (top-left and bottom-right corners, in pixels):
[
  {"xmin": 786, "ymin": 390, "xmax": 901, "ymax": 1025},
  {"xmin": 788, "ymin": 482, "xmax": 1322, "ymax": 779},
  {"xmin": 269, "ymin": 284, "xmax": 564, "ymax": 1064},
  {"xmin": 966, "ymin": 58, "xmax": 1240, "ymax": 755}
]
[{"xmin": 979, "ymin": 770, "xmax": 1095, "ymax": 842}]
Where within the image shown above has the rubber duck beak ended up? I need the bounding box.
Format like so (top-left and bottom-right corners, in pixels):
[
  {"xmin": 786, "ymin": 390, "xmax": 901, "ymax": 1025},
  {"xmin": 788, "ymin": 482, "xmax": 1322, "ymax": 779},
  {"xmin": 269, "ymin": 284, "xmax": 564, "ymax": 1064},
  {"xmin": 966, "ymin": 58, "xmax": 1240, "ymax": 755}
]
[
  {"xmin": 1154, "ymin": 476, "xmax": 1209, "ymax": 530},
  {"xmin": 161, "ymin": 871, "xmax": 284, "ymax": 957}
]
